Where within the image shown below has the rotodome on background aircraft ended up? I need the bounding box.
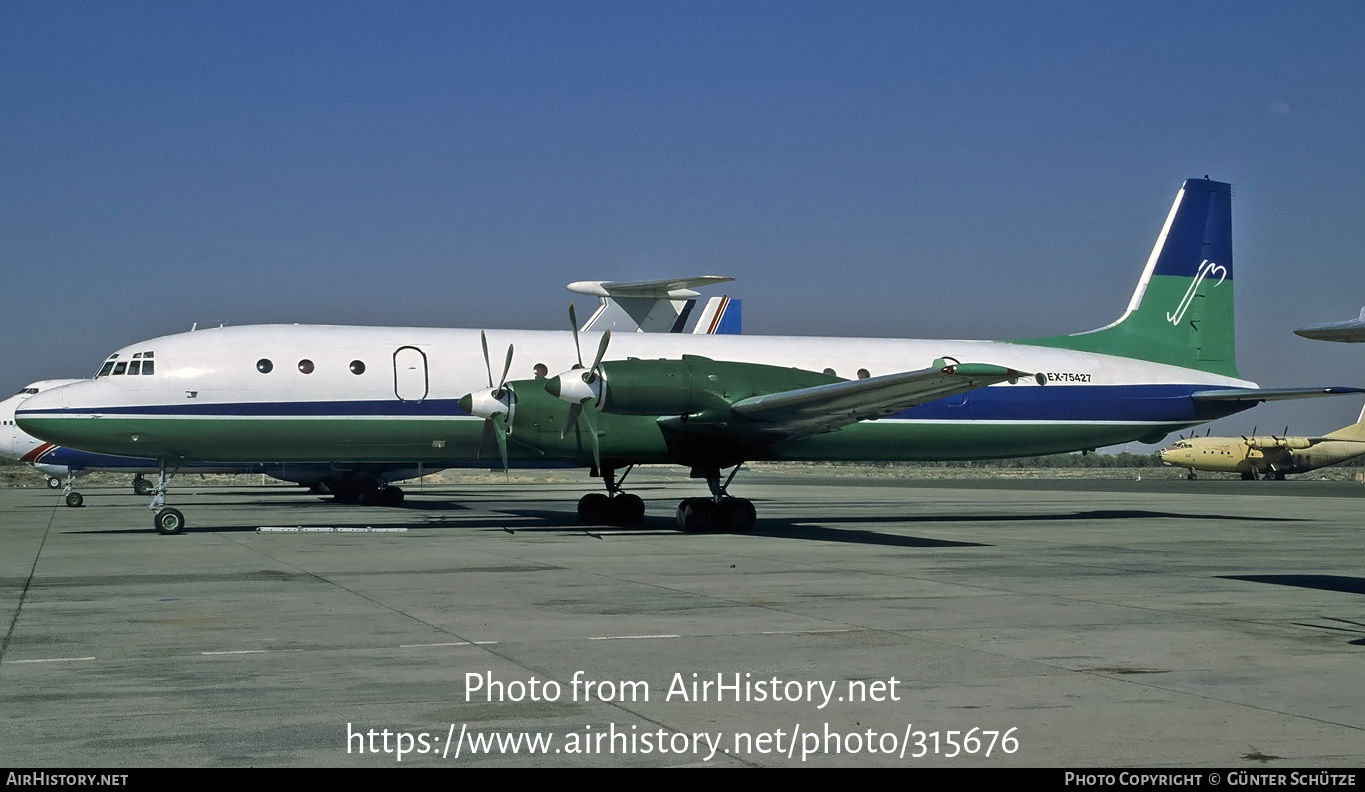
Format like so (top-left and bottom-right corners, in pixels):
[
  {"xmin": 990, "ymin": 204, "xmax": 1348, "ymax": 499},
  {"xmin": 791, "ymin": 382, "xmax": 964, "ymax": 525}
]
[{"xmin": 17, "ymin": 178, "xmax": 1363, "ymax": 534}]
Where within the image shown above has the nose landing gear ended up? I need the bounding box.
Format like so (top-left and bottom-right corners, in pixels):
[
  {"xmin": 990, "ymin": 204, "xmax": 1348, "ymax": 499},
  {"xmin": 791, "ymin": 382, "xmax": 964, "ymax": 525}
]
[{"xmin": 148, "ymin": 464, "xmax": 184, "ymax": 535}]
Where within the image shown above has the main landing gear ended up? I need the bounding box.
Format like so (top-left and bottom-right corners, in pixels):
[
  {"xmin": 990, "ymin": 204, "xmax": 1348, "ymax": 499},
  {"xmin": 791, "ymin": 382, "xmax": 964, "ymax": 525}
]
[
  {"xmin": 572, "ymin": 464, "xmax": 758, "ymax": 533},
  {"xmin": 324, "ymin": 477, "xmax": 405, "ymax": 507},
  {"xmin": 576, "ymin": 466, "xmax": 645, "ymax": 526},
  {"xmin": 133, "ymin": 474, "xmax": 154, "ymax": 496},
  {"xmin": 675, "ymin": 497, "xmax": 756, "ymax": 533},
  {"xmin": 675, "ymin": 465, "xmax": 757, "ymax": 533}
]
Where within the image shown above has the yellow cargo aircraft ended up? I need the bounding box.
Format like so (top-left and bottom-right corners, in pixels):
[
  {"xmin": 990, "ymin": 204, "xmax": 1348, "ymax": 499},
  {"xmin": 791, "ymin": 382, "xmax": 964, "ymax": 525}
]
[{"xmin": 1159, "ymin": 406, "xmax": 1365, "ymax": 480}]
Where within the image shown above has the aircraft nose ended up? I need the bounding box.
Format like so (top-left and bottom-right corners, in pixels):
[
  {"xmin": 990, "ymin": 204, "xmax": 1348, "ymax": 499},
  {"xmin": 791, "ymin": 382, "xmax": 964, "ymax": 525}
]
[{"xmin": 14, "ymin": 388, "xmax": 66, "ymax": 430}]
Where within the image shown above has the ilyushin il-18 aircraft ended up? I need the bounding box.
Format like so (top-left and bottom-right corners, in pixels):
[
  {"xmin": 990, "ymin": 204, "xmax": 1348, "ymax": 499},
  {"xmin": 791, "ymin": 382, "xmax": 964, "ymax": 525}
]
[
  {"xmin": 1158, "ymin": 404, "xmax": 1365, "ymax": 480},
  {"xmin": 18, "ymin": 179, "xmax": 1362, "ymax": 534}
]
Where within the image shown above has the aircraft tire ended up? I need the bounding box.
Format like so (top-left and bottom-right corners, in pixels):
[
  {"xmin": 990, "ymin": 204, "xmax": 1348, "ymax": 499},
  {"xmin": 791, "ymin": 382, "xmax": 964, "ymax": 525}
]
[
  {"xmin": 133, "ymin": 477, "xmax": 154, "ymax": 496},
  {"xmin": 719, "ymin": 498, "xmax": 757, "ymax": 532},
  {"xmin": 46, "ymin": 476, "xmax": 62, "ymax": 489},
  {"xmin": 611, "ymin": 493, "xmax": 645, "ymax": 525},
  {"xmin": 64, "ymin": 492, "xmax": 83, "ymax": 508},
  {"xmin": 1186, "ymin": 472, "xmax": 1198, "ymax": 480},
  {"xmin": 155, "ymin": 508, "xmax": 185, "ymax": 535},
  {"xmin": 357, "ymin": 487, "xmax": 379, "ymax": 507},
  {"xmin": 1240, "ymin": 472, "xmax": 1255, "ymax": 481},
  {"xmin": 678, "ymin": 498, "xmax": 719, "ymax": 533},
  {"xmin": 578, "ymin": 493, "xmax": 611, "ymax": 524},
  {"xmin": 378, "ymin": 486, "xmax": 405, "ymax": 507}
]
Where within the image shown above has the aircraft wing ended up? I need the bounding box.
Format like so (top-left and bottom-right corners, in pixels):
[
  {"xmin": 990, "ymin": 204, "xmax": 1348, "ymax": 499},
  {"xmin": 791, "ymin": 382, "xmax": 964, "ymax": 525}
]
[
  {"xmin": 1243, "ymin": 436, "xmax": 1365, "ymax": 450},
  {"xmin": 727, "ymin": 361, "xmax": 1039, "ymax": 437},
  {"xmin": 1191, "ymin": 387, "xmax": 1365, "ymax": 402}
]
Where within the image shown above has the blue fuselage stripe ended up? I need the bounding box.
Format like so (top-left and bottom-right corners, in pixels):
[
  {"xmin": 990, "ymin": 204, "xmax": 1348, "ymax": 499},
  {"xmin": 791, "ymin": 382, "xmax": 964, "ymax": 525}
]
[{"xmin": 16, "ymin": 385, "xmax": 1254, "ymax": 424}]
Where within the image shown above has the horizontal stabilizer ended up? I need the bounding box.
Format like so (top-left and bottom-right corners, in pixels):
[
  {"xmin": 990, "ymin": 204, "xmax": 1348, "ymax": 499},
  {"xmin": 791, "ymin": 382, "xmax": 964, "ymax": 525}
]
[
  {"xmin": 1294, "ymin": 307, "xmax": 1365, "ymax": 343},
  {"xmin": 1190, "ymin": 386, "xmax": 1365, "ymax": 402}
]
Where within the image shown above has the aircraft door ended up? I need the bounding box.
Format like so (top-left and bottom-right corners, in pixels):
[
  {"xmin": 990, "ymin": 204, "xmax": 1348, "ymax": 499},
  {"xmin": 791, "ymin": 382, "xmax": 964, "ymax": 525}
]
[{"xmin": 393, "ymin": 346, "xmax": 429, "ymax": 402}]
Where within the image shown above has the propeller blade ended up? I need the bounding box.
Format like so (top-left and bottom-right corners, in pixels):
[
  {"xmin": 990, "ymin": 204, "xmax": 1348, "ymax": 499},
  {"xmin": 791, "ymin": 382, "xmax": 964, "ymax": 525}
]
[
  {"xmin": 582, "ymin": 402, "xmax": 601, "ymax": 473},
  {"xmin": 569, "ymin": 304, "xmax": 583, "ymax": 368},
  {"xmin": 480, "ymin": 331, "xmax": 494, "ymax": 388},
  {"xmin": 590, "ymin": 330, "xmax": 611, "ymax": 378},
  {"xmin": 562, "ymin": 402, "xmax": 583, "ymax": 440},
  {"xmin": 491, "ymin": 413, "xmax": 510, "ymax": 476},
  {"xmin": 499, "ymin": 343, "xmax": 515, "ymax": 389}
]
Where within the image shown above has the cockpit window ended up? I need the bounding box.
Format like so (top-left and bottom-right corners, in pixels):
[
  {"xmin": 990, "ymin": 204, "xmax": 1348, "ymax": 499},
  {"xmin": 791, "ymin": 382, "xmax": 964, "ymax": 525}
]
[
  {"xmin": 95, "ymin": 351, "xmax": 155, "ymax": 378},
  {"xmin": 18, "ymin": 387, "xmax": 38, "ymax": 395}
]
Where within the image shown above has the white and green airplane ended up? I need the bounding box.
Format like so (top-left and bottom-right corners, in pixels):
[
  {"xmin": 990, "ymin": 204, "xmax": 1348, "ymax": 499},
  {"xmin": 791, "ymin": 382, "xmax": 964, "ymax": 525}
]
[{"xmin": 18, "ymin": 178, "xmax": 1361, "ymax": 534}]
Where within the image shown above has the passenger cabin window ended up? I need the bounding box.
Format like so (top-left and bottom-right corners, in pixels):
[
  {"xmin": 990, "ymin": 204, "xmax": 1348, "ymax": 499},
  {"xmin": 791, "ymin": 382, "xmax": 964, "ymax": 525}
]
[
  {"xmin": 298, "ymin": 359, "xmax": 314, "ymax": 374},
  {"xmin": 257, "ymin": 359, "xmax": 273, "ymax": 374},
  {"xmin": 349, "ymin": 360, "xmax": 366, "ymax": 375}
]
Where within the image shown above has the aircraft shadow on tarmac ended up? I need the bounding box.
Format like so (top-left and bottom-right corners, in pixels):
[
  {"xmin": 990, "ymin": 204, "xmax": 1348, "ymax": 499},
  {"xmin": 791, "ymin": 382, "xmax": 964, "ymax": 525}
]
[
  {"xmin": 1221, "ymin": 574, "xmax": 1365, "ymax": 596},
  {"xmin": 1221, "ymin": 576, "xmax": 1365, "ymax": 647},
  {"xmin": 60, "ymin": 500, "xmax": 1309, "ymax": 541}
]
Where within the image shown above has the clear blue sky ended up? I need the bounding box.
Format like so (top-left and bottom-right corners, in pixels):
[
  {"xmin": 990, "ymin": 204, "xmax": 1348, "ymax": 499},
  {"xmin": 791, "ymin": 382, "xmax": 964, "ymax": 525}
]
[{"xmin": 4, "ymin": 1, "xmax": 1364, "ymax": 445}]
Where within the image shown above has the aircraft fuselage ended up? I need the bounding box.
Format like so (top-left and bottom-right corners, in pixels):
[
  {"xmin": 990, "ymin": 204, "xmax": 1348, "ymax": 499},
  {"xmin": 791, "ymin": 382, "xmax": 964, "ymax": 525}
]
[{"xmin": 17, "ymin": 324, "xmax": 1257, "ymax": 467}]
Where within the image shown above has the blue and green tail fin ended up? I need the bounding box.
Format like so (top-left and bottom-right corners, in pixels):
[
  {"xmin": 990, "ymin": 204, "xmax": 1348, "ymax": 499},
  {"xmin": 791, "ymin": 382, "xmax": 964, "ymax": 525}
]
[{"xmin": 1019, "ymin": 178, "xmax": 1238, "ymax": 378}]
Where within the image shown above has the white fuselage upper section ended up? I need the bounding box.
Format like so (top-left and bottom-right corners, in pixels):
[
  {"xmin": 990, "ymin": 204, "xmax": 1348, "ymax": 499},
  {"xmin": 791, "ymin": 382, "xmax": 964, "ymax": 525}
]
[{"xmin": 28, "ymin": 324, "xmax": 1254, "ymax": 414}]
